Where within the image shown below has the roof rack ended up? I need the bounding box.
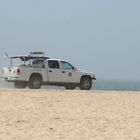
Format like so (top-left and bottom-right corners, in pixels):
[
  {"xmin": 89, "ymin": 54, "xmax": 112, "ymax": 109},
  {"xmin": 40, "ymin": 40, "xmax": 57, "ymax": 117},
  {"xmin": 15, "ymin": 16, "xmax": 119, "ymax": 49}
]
[{"xmin": 7, "ymin": 52, "xmax": 49, "ymax": 61}]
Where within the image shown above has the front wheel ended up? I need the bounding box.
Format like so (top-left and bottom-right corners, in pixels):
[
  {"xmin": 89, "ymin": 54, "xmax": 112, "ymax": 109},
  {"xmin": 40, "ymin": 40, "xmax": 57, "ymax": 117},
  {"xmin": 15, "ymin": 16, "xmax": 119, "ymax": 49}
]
[
  {"xmin": 80, "ymin": 77, "xmax": 92, "ymax": 90},
  {"xmin": 29, "ymin": 76, "xmax": 42, "ymax": 89}
]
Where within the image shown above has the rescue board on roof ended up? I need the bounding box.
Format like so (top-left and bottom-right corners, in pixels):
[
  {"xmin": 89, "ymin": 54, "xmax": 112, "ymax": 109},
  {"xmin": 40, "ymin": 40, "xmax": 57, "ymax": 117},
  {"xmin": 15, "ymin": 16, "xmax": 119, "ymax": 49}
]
[{"xmin": 30, "ymin": 52, "xmax": 45, "ymax": 55}]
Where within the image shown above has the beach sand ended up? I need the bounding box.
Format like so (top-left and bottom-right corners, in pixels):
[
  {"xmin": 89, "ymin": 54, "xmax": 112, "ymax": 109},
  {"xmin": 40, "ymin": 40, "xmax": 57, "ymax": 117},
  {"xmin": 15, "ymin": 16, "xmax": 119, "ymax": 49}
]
[{"xmin": 0, "ymin": 89, "xmax": 140, "ymax": 140}]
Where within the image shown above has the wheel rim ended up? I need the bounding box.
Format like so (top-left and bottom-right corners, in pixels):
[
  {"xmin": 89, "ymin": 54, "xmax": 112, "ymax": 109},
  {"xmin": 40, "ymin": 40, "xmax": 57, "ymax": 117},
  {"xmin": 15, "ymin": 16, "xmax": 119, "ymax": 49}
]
[
  {"xmin": 83, "ymin": 80, "xmax": 91, "ymax": 89},
  {"xmin": 33, "ymin": 79, "xmax": 41, "ymax": 88}
]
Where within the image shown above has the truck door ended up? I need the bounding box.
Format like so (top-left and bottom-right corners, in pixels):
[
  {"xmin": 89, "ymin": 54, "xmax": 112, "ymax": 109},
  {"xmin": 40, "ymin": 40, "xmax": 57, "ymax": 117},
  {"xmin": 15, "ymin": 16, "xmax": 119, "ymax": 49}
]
[
  {"xmin": 47, "ymin": 60, "xmax": 65, "ymax": 82},
  {"xmin": 60, "ymin": 61, "xmax": 80, "ymax": 83}
]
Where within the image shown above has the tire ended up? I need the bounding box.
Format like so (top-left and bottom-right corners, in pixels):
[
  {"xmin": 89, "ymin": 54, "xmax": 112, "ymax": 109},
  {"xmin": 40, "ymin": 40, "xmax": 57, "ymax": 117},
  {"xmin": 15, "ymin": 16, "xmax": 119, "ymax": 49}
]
[
  {"xmin": 64, "ymin": 84, "xmax": 76, "ymax": 90},
  {"xmin": 80, "ymin": 77, "xmax": 92, "ymax": 90},
  {"xmin": 29, "ymin": 76, "xmax": 42, "ymax": 89},
  {"xmin": 14, "ymin": 82, "xmax": 27, "ymax": 89}
]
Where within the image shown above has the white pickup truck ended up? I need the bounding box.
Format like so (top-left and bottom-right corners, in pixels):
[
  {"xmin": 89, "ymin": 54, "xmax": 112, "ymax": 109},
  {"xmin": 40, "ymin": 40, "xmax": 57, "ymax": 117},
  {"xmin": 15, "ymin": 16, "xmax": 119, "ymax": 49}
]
[{"xmin": 2, "ymin": 53, "xmax": 96, "ymax": 90}]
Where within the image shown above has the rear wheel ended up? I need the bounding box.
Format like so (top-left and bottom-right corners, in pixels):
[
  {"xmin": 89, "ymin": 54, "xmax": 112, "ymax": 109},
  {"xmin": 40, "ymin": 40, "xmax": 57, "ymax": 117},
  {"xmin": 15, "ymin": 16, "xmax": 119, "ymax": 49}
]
[
  {"xmin": 14, "ymin": 82, "xmax": 27, "ymax": 89},
  {"xmin": 29, "ymin": 76, "xmax": 42, "ymax": 89},
  {"xmin": 80, "ymin": 77, "xmax": 92, "ymax": 90}
]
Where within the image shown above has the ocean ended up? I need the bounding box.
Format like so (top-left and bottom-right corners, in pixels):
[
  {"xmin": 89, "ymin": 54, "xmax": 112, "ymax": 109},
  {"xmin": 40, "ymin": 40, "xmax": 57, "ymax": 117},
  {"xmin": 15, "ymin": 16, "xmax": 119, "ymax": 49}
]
[
  {"xmin": 0, "ymin": 79, "xmax": 140, "ymax": 91},
  {"xmin": 94, "ymin": 79, "xmax": 140, "ymax": 91}
]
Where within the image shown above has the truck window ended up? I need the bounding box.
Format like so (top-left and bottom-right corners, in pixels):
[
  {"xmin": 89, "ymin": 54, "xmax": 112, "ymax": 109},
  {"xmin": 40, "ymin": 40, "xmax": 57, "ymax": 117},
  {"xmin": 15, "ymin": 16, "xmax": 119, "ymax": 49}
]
[
  {"xmin": 60, "ymin": 61, "xmax": 73, "ymax": 69},
  {"xmin": 48, "ymin": 60, "xmax": 60, "ymax": 69},
  {"xmin": 32, "ymin": 59, "xmax": 44, "ymax": 65},
  {"xmin": 32, "ymin": 59, "xmax": 45, "ymax": 68}
]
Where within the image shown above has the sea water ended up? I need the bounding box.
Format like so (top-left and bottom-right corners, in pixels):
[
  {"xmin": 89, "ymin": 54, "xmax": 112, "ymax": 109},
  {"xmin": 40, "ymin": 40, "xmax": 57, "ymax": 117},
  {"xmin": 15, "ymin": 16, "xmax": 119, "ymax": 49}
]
[{"xmin": 93, "ymin": 79, "xmax": 140, "ymax": 91}]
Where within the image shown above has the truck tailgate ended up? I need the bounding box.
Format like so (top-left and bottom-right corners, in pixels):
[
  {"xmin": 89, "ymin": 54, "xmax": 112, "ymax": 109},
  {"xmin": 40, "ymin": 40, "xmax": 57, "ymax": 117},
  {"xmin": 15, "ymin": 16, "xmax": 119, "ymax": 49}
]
[{"xmin": 3, "ymin": 67, "xmax": 19, "ymax": 78}]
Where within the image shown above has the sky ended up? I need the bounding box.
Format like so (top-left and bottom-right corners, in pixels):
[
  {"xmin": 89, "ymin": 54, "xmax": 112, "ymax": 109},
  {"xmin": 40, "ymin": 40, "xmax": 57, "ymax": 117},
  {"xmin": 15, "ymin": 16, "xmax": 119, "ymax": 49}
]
[{"xmin": 0, "ymin": 0, "xmax": 140, "ymax": 80}]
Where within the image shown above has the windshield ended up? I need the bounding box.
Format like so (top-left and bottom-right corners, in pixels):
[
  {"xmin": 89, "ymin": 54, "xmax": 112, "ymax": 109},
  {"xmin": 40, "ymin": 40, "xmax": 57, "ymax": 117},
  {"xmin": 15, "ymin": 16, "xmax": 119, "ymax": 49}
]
[{"xmin": 60, "ymin": 61, "xmax": 75, "ymax": 69}]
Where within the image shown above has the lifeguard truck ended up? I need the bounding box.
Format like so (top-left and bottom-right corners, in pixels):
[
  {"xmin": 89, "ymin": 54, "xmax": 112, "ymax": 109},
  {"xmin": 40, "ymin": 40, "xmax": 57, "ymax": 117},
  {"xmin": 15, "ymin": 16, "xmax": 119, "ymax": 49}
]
[{"xmin": 2, "ymin": 52, "xmax": 96, "ymax": 90}]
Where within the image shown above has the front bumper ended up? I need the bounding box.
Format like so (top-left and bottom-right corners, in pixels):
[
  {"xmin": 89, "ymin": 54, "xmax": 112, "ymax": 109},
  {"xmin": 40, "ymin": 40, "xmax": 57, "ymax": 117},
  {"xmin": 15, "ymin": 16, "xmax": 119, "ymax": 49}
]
[{"xmin": 92, "ymin": 77, "xmax": 96, "ymax": 80}]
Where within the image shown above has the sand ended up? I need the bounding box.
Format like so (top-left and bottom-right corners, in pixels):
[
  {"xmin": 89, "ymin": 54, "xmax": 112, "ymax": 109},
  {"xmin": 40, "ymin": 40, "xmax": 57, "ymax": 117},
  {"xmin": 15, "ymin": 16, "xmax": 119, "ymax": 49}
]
[{"xmin": 0, "ymin": 89, "xmax": 140, "ymax": 140}]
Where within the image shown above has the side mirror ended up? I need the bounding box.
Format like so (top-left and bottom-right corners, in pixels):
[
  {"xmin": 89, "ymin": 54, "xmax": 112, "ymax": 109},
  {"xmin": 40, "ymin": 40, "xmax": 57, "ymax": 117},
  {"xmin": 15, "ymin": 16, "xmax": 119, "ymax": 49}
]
[{"xmin": 72, "ymin": 66, "xmax": 75, "ymax": 70}]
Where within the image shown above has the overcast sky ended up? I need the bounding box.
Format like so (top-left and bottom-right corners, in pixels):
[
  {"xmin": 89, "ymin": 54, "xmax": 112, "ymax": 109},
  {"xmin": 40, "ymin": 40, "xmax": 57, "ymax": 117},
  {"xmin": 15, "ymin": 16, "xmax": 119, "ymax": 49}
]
[{"xmin": 0, "ymin": 0, "xmax": 140, "ymax": 80}]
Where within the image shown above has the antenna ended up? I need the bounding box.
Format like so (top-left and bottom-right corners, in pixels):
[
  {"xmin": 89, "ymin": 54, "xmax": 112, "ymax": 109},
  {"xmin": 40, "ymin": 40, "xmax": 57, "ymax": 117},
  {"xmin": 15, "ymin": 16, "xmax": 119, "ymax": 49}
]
[{"xmin": 4, "ymin": 52, "xmax": 8, "ymax": 57}]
